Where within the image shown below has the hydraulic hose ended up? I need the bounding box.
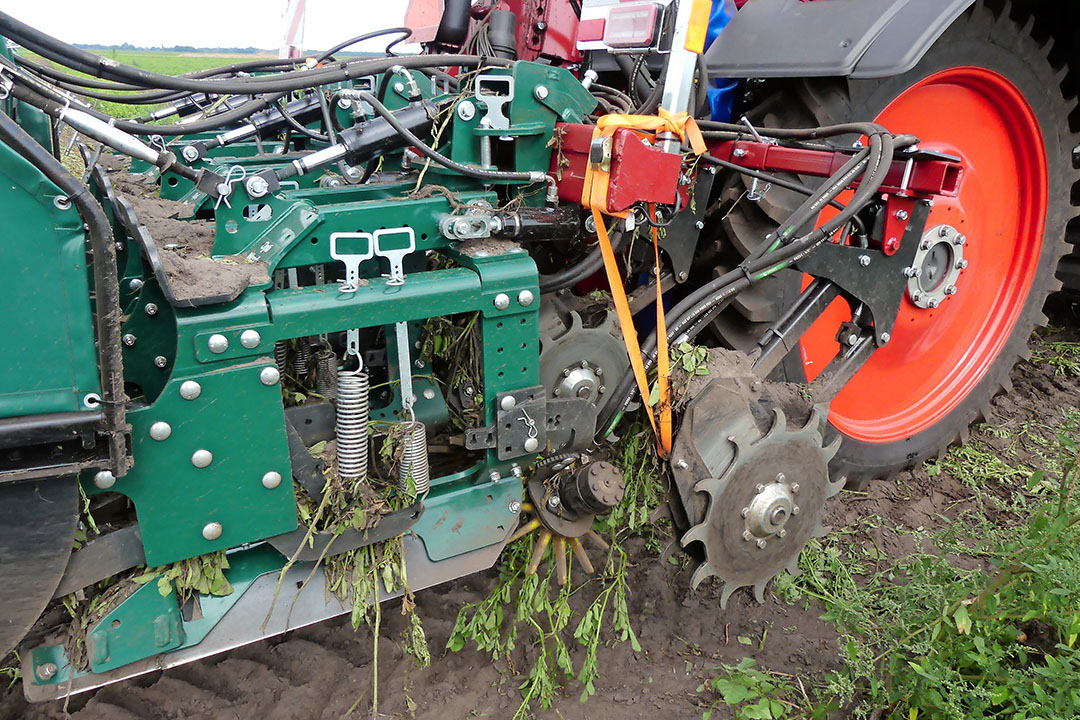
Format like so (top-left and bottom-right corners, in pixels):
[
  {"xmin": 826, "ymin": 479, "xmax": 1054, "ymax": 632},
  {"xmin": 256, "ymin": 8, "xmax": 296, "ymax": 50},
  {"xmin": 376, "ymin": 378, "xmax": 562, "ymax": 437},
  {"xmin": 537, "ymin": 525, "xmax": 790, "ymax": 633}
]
[
  {"xmin": 539, "ymin": 230, "xmax": 625, "ymax": 294},
  {"xmin": 0, "ymin": 111, "xmax": 128, "ymax": 475},
  {"xmin": 355, "ymin": 90, "xmax": 546, "ymax": 183}
]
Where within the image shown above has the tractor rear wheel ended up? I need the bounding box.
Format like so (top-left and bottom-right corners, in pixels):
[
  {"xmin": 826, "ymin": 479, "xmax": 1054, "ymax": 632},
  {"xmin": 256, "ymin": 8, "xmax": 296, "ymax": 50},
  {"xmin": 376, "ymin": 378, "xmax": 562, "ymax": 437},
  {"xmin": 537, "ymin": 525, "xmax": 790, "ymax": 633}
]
[{"xmin": 715, "ymin": 1, "xmax": 1075, "ymax": 488}]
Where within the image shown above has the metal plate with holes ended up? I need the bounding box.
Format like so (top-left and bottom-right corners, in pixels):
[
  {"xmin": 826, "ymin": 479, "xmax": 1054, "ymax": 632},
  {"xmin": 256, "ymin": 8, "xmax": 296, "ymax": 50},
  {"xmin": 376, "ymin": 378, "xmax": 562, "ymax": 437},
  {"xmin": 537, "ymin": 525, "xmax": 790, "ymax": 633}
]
[{"xmin": 465, "ymin": 385, "xmax": 547, "ymax": 459}]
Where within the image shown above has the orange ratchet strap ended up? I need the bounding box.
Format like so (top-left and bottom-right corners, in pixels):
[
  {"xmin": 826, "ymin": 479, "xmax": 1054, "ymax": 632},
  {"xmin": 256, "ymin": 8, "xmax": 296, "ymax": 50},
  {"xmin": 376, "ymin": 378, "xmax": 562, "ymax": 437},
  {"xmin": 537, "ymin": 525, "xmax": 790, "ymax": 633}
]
[{"xmin": 581, "ymin": 110, "xmax": 706, "ymax": 456}]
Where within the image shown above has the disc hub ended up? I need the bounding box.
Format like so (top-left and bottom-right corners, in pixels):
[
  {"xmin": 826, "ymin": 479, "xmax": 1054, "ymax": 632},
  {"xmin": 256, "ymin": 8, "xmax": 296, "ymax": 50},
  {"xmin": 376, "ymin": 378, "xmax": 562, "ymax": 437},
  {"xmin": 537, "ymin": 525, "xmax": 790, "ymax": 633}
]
[{"xmin": 743, "ymin": 479, "xmax": 798, "ymax": 540}]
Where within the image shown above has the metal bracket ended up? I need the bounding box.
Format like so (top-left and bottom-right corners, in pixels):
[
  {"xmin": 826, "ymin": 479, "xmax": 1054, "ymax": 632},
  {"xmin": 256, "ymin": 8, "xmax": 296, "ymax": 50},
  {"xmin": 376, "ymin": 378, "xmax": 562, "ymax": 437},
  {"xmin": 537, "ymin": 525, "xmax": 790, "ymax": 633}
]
[
  {"xmin": 373, "ymin": 227, "xmax": 416, "ymax": 286},
  {"xmin": 329, "ymin": 231, "xmax": 374, "ymax": 293},
  {"xmin": 474, "ymin": 74, "xmax": 514, "ymax": 131},
  {"xmin": 465, "ymin": 385, "xmax": 548, "ymax": 459}
]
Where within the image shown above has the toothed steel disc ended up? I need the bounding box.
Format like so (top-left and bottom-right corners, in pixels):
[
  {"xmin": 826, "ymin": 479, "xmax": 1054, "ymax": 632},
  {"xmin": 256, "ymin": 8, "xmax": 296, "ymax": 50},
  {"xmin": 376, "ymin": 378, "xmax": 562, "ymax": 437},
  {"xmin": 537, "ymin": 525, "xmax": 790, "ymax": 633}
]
[{"xmin": 680, "ymin": 406, "xmax": 841, "ymax": 608}]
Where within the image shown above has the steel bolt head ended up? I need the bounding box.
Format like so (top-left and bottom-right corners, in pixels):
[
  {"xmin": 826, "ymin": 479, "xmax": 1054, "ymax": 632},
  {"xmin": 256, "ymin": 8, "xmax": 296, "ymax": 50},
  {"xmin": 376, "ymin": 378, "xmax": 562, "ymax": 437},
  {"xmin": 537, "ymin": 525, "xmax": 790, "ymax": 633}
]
[
  {"xmin": 733, "ymin": 148, "xmax": 748, "ymax": 158},
  {"xmin": 776, "ymin": 472, "xmax": 786, "ymax": 483},
  {"xmin": 534, "ymin": 85, "xmax": 549, "ymax": 100},
  {"xmin": 895, "ymin": 209, "xmax": 909, "ymax": 221},
  {"xmin": 675, "ymin": 459, "xmax": 689, "ymax": 470},
  {"xmin": 262, "ymin": 471, "xmax": 282, "ymax": 489},
  {"xmin": 129, "ymin": 278, "xmax": 144, "ymax": 292},
  {"xmin": 202, "ymin": 521, "xmax": 223, "ymax": 541},
  {"xmin": 122, "ymin": 333, "xmax": 137, "ymax": 347},
  {"xmin": 756, "ymin": 539, "xmax": 767, "ymax": 549},
  {"xmin": 35, "ymin": 662, "xmax": 57, "ymax": 681},
  {"xmin": 880, "ymin": 332, "xmax": 891, "ymax": 345},
  {"xmin": 191, "ymin": 449, "xmax": 213, "ymax": 468},
  {"xmin": 500, "ymin": 395, "xmax": 517, "ymax": 411},
  {"xmin": 154, "ymin": 355, "xmax": 168, "ymax": 368},
  {"xmin": 149, "ymin": 421, "xmax": 172, "ymax": 441},
  {"xmin": 518, "ymin": 289, "xmax": 535, "ymax": 307},
  {"xmin": 792, "ymin": 505, "xmax": 800, "ymax": 516},
  {"xmin": 144, "ymin": 303, "xmax": 158, "ymax": 316},
  {"xmin": 239, "ymin": 329, "xmax": 261, "ymax": 349},
  {"xmin": 457, "ymin": 101, "xmax": 475, "ymax": 121},
  {"xmin": 740, "ymin": 507, "xmax": 749, "ymax": 518},
  {"xmin": 508, "ymin": 500, "xmax": 522, "ymax": 514},
  {"xmin": 179, "ymin": 380, "xmax": 202, "ymax": 400},
  {"xmin": 207, "ymin": 334, "xmax": 229, "ymax": 354},
  {"xmin": 511, "ymin": 464, "xmax": 523, "ymax": 478},
  {"xmin": 489, "ymin": 471, "xmax": 502, "ymax": 484},
  {"xmin": 246, "ymin": 175, "xmax": 269, "ymax": 198},
  {"xmin": 547, "ymin": 495, "xmax": 561, "ymax": 509},
  {"xmin": 260, "ymin": 366, "xmax": 280, "ymax": 386},
  {"xmin": 777, "ymin": 529, "xmax": 787, "ymax": 538},
  {"xmin": 955, "ymin": 234, "xmax": 967, "ymax": 246},
  {"xmin": 755, "ymin": 483, "xmax": 765, "ymax": 494},
  {"xmin": 944, "ymin": 285, "xmax": 958, "ymax": 296},
  {"xmin": 93, "ymin": 470, "xmax": 116, "ymax": 489},
  {"xmin": 858, "ymin": 254, "xmax": 871, "ymax": 267},
  {"xmin": 927, "ymin": 298, "xmax": 941, "ymax": 309},
  {"xmin": 695, "ymin": 220, "xmax": 705, "ymax": 230},
  {"xmin": 422, "ymin": 387, "xmax": 436, "ymax": 400},
  {"xmin": 181, "ymin": 145, "xmax": 199, "ymax": 162},
  {"xmin": 742, "ymin": 530, "xmax": 752, "ymax": 541},
  {"xmin": 493, "ymin": 293, "xmax": 510, "ymax": 310},
  {"xmin": 956, "ymin": 259, "xmax": 969, "ymax": 270},
  {"xmin": 791, "ymin": 483, "xmax": 800, "ymax": 493},
  {"xmin": 845, "ymin": 333, "xmax": 859, "ymax": 346},
  {"xmin": 393, "ymin": 81, "xmax": 406, "ymax": 94},
  {"xmin": 524, "ymin": 437, "xmax": 540, "ymax": 452}
]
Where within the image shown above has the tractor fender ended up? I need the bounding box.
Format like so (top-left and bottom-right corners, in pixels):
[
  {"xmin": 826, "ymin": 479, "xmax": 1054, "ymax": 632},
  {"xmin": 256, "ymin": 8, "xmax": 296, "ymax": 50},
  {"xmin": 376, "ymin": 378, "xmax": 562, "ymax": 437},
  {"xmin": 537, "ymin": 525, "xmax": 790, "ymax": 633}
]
[{"xmin": 704, "ymin": 0, "xmax": 975, "ymax": 79}]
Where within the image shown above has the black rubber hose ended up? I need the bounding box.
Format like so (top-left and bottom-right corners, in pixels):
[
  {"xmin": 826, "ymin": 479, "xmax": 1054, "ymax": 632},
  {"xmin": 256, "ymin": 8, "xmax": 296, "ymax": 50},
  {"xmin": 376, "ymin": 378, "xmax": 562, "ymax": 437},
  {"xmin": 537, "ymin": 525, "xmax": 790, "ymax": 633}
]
[
  {"xmin": 539, "ymin": 230, "xmax": 625, "ymax": 294},
  {"xmin": 613, "ymin": 53, "xmax": 653, "ymax": 105},
  {"xmin": 0, "ymin": 14, "xmax": 502, "ymax": 96},
  {"xmin": 277, "ymin": 97, "xmax": 330, "ymax": 142},
  {"xmin": 314, "ymin": 28, "xmax": 412, "ymax": 62},
  {"xmin": 356, "ymin": 90, "xmax": 543, "ymax": 183},
  {"xmin": 0, "ymin": 111, "xmax": 128, "ymax": 475}
]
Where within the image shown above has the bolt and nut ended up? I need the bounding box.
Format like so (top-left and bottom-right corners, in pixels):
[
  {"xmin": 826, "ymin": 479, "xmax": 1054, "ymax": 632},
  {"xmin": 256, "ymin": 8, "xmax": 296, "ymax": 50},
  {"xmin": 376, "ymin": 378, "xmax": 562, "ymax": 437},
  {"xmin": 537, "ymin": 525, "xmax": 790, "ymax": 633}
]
[
  {"xmin": 154, "ymin": 355, "xmax": 168, "ymax": 368},
  {"xmin": 246, "ymin": 175, "xmax": 270, "ymax": 198},
  {"xmin": 534, "ymin": 85, "xmax": 549, "ymax": 100},
  {"xmin": 35, "ymin": 663, "xmax": 58, "ymax": 682},
  {"xmin": 894, "ymin": 209, "xmax": 909, "ymax": 221},
  {"xmin": 858, "ymin": 255, "xmax": 871, "ymax": 267},
  {"xmin": 547, "ymin": 495, "xmax": 561, "ymax": 510},
  {"xmin": 756, "ymin": 539, "xmax": 767, "ymax": 549},
  {"xmin": 122, "ymin": 333, "xmax": 137, "ymax": 347},
  {"xmin": 93, "ymin": 470, "xmax": 116, "ymax": 489},
  {"xmin": 508, "ymin": 500, "xmax": 522, "ymax": 514},
  {"xmin": 181, "ymin": 145, "xmax": 200, "ymax": 162},
  {"xmin": 457, "ymin": 101, "xmax": 475, "ymax": 121},
  {"xmin": 144, "ymin": 303, "xmax": 158, "ymax": 316}
]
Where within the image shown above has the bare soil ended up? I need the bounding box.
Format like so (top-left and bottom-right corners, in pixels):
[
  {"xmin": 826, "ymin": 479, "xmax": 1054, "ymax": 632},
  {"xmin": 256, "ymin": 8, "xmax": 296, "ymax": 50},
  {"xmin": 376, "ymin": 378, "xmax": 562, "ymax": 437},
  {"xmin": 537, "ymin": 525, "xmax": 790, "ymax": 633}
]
[{"xmin": 2, "ymin": 300, "xmax": 1077, "ymax": 720}]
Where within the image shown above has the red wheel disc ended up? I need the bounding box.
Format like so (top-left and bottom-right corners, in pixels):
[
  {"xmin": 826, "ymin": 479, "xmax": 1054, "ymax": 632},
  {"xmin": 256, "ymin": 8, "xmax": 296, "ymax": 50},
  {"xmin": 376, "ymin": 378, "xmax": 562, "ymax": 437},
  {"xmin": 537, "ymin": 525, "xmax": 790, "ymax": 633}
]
[{"xmin": 799, "ymin": 67, "xmax": 1048, "ymax": 443}]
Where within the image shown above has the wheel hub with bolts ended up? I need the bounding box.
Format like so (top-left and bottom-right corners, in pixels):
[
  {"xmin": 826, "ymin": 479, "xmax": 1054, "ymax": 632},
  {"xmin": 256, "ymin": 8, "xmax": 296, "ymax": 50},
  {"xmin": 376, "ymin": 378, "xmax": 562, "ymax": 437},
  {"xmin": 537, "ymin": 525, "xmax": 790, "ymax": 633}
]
[
  {"xmin": 907, "ymin": 224, "xmax": 966, "ymax": 310},
  {"xmin": 741, "ymin": 474, "xmax": 799, "ymax": 545}
]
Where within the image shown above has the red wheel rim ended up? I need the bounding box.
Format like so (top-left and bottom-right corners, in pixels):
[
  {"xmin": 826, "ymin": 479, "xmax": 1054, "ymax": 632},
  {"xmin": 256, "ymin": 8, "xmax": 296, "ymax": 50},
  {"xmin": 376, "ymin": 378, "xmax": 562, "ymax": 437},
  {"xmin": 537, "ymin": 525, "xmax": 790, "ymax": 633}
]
[{"xmin": 799, "ymin": 67, "xmax": 1048, "ymax": 443}]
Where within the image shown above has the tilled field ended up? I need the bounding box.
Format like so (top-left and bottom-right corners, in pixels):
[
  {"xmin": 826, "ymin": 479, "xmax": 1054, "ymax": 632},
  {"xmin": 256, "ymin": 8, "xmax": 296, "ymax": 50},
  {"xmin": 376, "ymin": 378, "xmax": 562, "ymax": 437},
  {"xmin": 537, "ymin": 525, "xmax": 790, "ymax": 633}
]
[{"xmin": 2, "ymin": 302, "xmax": 1078, "ymax": 720}]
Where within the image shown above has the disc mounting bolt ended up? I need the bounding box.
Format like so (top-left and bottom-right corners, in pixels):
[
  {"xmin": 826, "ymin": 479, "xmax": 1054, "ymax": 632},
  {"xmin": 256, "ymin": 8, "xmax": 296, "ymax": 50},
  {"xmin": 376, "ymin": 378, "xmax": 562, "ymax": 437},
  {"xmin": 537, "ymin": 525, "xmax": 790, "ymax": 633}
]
[{"xmin": 756, "ymin": 539, "xmax": 767, "ymax": 549}]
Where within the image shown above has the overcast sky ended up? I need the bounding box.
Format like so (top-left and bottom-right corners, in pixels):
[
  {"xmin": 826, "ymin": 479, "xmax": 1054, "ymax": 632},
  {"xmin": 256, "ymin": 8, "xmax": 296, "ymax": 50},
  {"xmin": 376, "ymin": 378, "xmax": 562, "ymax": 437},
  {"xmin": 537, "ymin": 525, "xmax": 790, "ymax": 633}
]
[{"xmin": 0, "ymin": 0, "xmax": 411, "ymax": 51}]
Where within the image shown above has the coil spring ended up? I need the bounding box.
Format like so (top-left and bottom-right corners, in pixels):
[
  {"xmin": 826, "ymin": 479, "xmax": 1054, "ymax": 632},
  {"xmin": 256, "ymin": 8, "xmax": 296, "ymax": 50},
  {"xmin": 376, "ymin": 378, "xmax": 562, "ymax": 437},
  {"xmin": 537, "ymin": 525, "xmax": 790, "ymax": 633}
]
[
  {"xmin": 315, "ymin": 350, "xmax": 339, "ymax": 401},
  {"xmin": 399, "ymin": 421, "xmax": 430, "ymax": 495},
  {"xmin": 293, "ymin": 337, "xmax": 314, "ymax": 378},
  {"xmin": 336, "ymin": 372, "xmax": 370, "ymax": 482},
  {"xmin": 274, "ymin": 341, "xmax": 289, "ymax": 377}
]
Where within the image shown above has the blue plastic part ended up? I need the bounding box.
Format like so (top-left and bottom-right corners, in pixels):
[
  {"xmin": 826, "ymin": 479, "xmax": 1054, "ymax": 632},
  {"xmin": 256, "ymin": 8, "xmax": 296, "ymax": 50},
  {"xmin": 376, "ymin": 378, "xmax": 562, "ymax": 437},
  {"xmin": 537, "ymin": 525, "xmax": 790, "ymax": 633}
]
[{"xmin": 706, "ymin": 0, "xmax": 739, "ymax": 122}]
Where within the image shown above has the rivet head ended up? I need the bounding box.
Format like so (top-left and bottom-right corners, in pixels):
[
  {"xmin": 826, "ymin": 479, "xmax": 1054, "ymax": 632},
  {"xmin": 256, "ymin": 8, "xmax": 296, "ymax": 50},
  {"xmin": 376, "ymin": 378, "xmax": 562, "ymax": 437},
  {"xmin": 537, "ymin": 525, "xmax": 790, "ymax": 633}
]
[
  {"xmin": 191, "ymin": 449, "xmax": 213, "ymax": 468},
  {"xmin": 202, "ymin": 521, "xmax": 223, "ymax": 540},
  {"xmin": 144, "ymin": 303, "xmax": 158, "ymax": 316},
  {"xmin": 239, "ymin": 329, "xmax": 261, "ymax": 349},
  {"xmin": 493, "ymin": 293, "xmax": 510, "ymax": 310},
  {"xmin": 35, "ymin": 662, "xmax": 58, "ymax": 681},
  {"xmin": 149, "ymin": 421, "xmax": 172, "ymax": 441},
  {"xmin": 500, "ymin": 395, "xmax": 517, "ymax": 411},
  {"xmin": 262, "ymin": 471, "xmax": 282, "ymax": 489},
  {"xmin": 260, "ymin": 366, "xmax": 280, "ymax": 386},
  {"xmin": 518, "ymin": 289, "xmax": 535, "ymax": 307},
  {"xmin": 93, "ymin": 470, "xmax": 116, "ymax": 489},
  {"xmin": 207, "ymin": 334, "xmax": 229, "ymax": 354},
  {"xmin": 129, "ymin": 278, "xmax": 144, "ymax": 292},
  {"xmin": 422, "ymin": 387, "xmax": 436, "ymax": 400},
  {"xmin": 179, "ymin": 380, "xmax": 202, "ymax": 400},
  {"xmin": 524, "ymin": 437, "xmax": 539, "ymax": 452}
]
